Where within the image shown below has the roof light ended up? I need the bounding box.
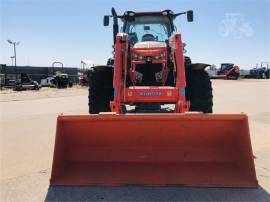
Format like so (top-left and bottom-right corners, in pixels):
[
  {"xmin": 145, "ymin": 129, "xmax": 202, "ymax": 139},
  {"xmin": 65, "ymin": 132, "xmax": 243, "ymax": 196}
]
[{"xmin": 162, "ymin": 11, "xmax": 168, "ymax": 15}]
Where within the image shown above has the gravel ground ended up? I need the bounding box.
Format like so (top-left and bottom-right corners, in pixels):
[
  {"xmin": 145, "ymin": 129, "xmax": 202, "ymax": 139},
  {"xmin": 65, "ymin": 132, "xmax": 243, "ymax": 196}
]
[{"xmin": 0, "ymin": 80, "xmax": 269, "ymax": 202}]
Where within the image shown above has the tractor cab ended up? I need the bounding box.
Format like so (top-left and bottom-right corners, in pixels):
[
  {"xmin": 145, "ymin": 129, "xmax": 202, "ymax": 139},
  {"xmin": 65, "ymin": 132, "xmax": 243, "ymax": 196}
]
[
  {"xmin": 104, "ymin": 9, "xmax": 193, "ymax": 42},
  {"xmin": 122, "ymin": 12, "xmax": 173, "ymax": 45},
  {"xmin": 123, "ymin": 13, "xmax": 172, "ymax": 86},
  {"xmin": 104, "ymin": 9, "xmax": 193, "ymax": 86}
]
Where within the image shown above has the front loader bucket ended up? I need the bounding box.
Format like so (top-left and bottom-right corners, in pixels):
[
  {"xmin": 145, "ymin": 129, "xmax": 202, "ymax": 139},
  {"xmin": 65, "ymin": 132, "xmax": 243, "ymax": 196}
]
[{"xmin": 50, "ymin": 114, "xmax": 257, "ymax": 187}]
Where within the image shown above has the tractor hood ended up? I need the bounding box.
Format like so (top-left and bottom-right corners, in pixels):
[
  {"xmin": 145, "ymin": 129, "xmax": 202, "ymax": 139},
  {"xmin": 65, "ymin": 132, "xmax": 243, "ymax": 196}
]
[{"xmin": 133, "ymin": 41, "xmax": 167, "ymax": 48}]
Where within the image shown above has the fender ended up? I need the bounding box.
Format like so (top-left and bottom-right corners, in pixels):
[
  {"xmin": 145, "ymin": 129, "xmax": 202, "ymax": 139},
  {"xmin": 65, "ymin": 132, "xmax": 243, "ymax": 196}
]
[
  {"xmin": 189, "ymin": 63, "xmax": 211, "ymax": 70},
  {"xmin": 92, "ymin": 65, "xmax": 113, "ymax": 72},
  {"xmin": 87, "ymin": 65, "xmax": 114, "ymax": 79}
]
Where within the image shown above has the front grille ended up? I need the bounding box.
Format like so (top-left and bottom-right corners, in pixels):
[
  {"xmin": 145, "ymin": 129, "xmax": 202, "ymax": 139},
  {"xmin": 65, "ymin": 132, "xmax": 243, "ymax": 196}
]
[{"xmin": 136, "ymin": 62, "xmax": 162, "ymax": 86}]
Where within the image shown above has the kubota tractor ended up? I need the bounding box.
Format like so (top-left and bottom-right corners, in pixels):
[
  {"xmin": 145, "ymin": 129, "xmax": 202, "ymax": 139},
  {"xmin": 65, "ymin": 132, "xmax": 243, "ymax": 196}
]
[
  {"xmin": 88, "ymin": 9, "xmax": 212, "ymax": 114},
  {"xmin": 50, "ymin": 8, "xmax": 257, "ymax": 187}
]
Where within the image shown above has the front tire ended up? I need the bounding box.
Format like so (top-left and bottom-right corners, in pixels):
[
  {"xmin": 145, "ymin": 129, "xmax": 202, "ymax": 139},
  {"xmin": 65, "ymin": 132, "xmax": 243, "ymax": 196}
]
[
  {"xmin": 186, "ymin": 68, "xmax": 213, "ymax": 113},
  {"xmin": 88, "ymin": 66, "xmax": 114, "ymax": 114}
]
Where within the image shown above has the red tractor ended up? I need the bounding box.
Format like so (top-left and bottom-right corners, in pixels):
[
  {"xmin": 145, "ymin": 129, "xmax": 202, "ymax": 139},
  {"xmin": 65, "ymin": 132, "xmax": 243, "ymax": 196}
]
[
  {"xmin": 217, "ymin": 63, "xmax": 240, "ymax": 80},
  {"xmin": 50, "ymin": 8, "xmax": 257, "ymax": 187},
  {"xmin": 89, "ymin": 8, "xmax": 213, "ymax": 114}
]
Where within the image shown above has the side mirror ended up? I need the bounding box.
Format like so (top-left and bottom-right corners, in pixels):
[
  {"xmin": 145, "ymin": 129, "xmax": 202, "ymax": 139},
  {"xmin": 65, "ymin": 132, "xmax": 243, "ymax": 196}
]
[
  {"xmin": 103, "ymin": 15, "xmax": 109, "ymax": 26},
  {"xmin": 187, "ymin": 10, "xmax": 193, "ymax": 22}
]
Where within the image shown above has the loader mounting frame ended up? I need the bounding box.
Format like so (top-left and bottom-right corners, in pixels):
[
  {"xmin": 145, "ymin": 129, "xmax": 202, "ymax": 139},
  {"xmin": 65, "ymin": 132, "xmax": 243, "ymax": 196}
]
[{"xmin": 110, "ymin": 33, "xmax": 190, "ymax": 113}]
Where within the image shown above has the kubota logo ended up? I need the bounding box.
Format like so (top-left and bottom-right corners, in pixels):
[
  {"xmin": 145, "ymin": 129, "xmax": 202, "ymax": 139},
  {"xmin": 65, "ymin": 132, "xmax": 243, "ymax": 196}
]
[
  {"xmin": 167, "ymin": 91, "xmax": 172, "ymax": 96},
  {"xmin": 139, "ymin": 92, "xmax": 161, "ymax": 96}
]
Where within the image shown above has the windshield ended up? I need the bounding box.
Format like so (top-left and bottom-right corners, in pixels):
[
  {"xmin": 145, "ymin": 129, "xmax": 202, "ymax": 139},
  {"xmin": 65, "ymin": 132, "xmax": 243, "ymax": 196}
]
[
  {"xmin": 125, "ymin": 16, "xmax": 172, "ymax": 43},
  {"xmin": 221, "ymin": 64, "xmax": 234, "ymax": 71}
]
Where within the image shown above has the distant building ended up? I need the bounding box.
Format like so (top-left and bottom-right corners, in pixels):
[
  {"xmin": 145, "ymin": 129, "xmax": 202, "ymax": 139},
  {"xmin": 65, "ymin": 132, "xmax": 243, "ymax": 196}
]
[{"xmin": 0, "ymin": 64, "xmax": 79, "ymax": 85}]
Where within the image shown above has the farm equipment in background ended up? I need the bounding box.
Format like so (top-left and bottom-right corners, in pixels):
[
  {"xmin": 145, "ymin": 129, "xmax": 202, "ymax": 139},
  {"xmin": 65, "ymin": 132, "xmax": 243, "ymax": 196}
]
[
  {"xmin": 14, "ymin": 73, "xmax": 40, "ymax": 91},
  {"xmin": 50, "ymin": 8, "xmax": 257, "ymax": 187},
  {"xmin": 5, "ymin": 80, "xmax": 16, "ymax": 88},
  {"xmin": 40, "ymin": 77, "xmax": 55, "ymax": 87},
  {"xmin": 216, "ymin": 63, "xmax": 240, "ymax": 79},
  {"xmin": 206, "ymin": 65, "xmax": 218, "ymax": 78},
  {"xmin": 51, "ymin": 62, "xmax": 73, "ymax": 88},
  {"xmin": 206, "ymin": 63, "xmax": 240, "ymax": 79},
  {"xmin": 0, "ymin": 74, "xmax": 5, "ymax": 88},
  {"xmin": 79, "ymin": 71, "xmax": 89, "ymax": 86},
  {"xmin": 266, "ymin": 67, "xmax": 270, "ymax": 79},
  {"xmin": 249, "ymin": 62, "xmax": 269, "ymax": 79},
  {"xmin": 79, "ymin": 60, "xmax": 96, "ymax": 86}
]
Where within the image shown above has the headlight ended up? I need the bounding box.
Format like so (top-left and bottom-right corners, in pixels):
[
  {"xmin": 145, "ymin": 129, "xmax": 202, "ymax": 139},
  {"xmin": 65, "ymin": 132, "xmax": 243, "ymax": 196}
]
[
  {"xmin": 162, "ymin": 11, "xmax": 168, "ymax": 16},
  {"xmin": 153, "ymin": 53, "xmax": 165, "ymax": 60},
  {"xmin": 154, "ymin": 55, "xmax": 161, "ymax": 60},
  {"xmin": 133, "ymin": 53, "xmax": 144, "ymax": 60},
  {"xmin": 133, "ymin": 53, "xmax": 165, "ymax": 61}
]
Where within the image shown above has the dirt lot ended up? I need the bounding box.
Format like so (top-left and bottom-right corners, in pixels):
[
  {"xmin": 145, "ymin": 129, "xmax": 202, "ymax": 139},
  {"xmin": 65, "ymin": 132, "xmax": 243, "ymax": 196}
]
[{"xmin": 0, "ymin": 80, "xmax": 270, "ymax": 202}]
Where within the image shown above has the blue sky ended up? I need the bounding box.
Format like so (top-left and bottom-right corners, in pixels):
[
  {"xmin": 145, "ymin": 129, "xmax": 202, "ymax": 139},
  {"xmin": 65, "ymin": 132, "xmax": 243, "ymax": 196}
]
[{"xmin": 1, "ymin": 0, "xmax": 269, "ymax": 69}]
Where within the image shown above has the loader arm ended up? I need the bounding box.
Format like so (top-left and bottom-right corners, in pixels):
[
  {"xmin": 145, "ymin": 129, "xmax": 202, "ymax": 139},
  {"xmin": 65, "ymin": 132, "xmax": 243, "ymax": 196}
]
[{"xmin": 110, "ymin": 33, "xmax": 190, "ymax": 113}]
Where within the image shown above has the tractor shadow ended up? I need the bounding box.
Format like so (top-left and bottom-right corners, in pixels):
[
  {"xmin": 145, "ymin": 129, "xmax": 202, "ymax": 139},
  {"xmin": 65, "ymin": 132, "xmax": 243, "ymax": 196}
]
[{"xmin": 45, "ymin": 185, "xmax": 270, "ymax": 201}]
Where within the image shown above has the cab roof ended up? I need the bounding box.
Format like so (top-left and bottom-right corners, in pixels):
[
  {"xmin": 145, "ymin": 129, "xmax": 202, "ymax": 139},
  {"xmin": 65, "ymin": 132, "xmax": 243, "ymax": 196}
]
[{"xmin": 122, "ymin": 10, "xmax": 176, "ymax": 21}]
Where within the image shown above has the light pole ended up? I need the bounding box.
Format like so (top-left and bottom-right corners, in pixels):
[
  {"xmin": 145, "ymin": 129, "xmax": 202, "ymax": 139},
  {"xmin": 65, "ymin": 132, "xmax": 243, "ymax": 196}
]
[
  {"xmin": 10, "ymin": 56, "xmax": 15, "ymax": 66},
  {"xmin": 7, "ymin": 40, "xmax": 20, "ymax": 80}
]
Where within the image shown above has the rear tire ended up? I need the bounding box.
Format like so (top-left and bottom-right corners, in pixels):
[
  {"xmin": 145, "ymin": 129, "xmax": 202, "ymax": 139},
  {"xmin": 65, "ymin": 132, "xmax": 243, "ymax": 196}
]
[
  {"xmin": 260, "ymin": 72, "xmax": 266, "ymax": 79},
  {"xmin": 266, "ymin": 70, "xmax": 270, "ymax": 79},
  {"xmin": 88, "ymin": 66, "xmax": 114, "ymax": 114},
  {"xmin": 186, "ymin": 68, "xmax": 213, "ymax": 113},
  {"xmin": 185, "ymin": 56, "xmax": 192, "ymax": 66},
  {"xmin": 166, "ymin": 56, "xmax": 192, "ymax": 86}
]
